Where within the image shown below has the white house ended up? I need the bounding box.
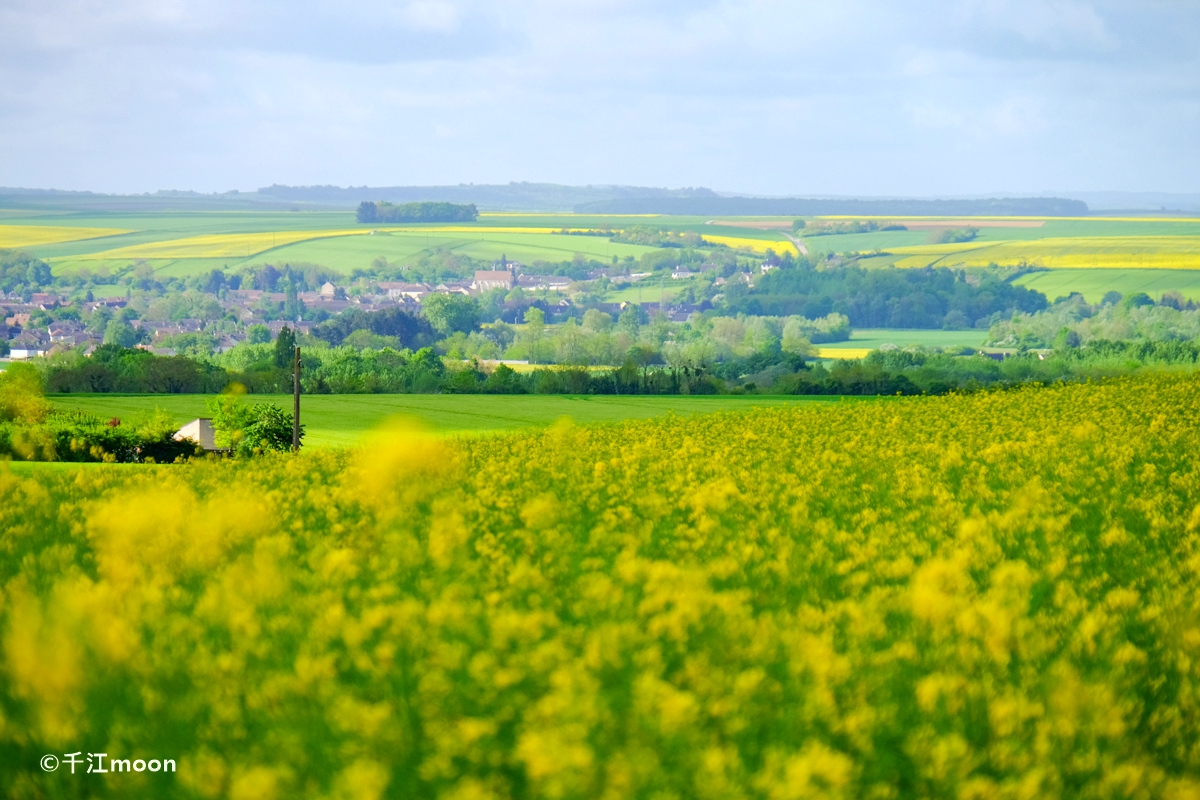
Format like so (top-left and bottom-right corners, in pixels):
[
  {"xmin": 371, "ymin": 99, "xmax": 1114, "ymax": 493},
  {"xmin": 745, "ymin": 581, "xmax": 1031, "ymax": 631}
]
[
  {"xmin": 472, "ymin": 270, "xmax": 515, "ymax": 292},
  {"xmin": 174, "ymin": 419, "xmax": 219, "ymax": 451}
]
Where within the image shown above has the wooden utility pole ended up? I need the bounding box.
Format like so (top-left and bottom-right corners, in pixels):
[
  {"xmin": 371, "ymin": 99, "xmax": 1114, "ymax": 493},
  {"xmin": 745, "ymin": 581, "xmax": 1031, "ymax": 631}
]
[{"xmin": 292, "ymin": 345, "xmax": 301, "ymax": 452}]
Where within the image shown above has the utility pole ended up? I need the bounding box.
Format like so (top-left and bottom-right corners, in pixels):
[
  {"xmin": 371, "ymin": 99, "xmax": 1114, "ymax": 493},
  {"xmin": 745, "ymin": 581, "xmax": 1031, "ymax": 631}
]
[{"xmin": 292, "ymin": 345, "xmax": 301, "ymax": 452}]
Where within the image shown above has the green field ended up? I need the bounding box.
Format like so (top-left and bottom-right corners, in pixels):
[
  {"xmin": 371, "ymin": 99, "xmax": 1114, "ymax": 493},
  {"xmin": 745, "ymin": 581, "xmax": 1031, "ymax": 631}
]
[
  {"xmin": 7, "ymin": 208, "xmax": 1200, "ymax": 303},
  {"xmin": 48, "ymin": 393, "xmax": 844, "ymax": 447},
  {"xmin": 1011, "ymin": 268, "xmax": 1200, "ymax": 302},
  {"xmin": 843, "ymin": 328, "xmax": 987, "ymax": 349}
]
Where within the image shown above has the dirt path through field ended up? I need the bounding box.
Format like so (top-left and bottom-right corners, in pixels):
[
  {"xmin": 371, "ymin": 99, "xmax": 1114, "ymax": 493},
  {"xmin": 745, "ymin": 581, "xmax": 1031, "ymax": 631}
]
[{"xmin": 782, "ymin": 232, "xmax": 808, "ymax": 255}]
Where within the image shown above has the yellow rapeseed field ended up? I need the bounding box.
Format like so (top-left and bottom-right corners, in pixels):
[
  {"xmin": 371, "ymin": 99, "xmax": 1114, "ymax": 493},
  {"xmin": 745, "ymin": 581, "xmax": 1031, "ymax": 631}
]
[
  {"xmin": 79, "ymin": 230, "xmax": 372, "ymax": 260},
  {"xmin": 701, "ymin": 234, "xmax": 799, "ymax": 256},
  {"xmin": 0, "ymin": 224, "xmax": 131, "ymax": 249},
  {"xmin": 890, "ymin": 237, "xmax": 1200, "ymax": 270},
  {"xmin": 814, "ymin": 347, "xmax": 873, "ymax": 359},
  {"xmin": 4, "ymin": 375, "xmax": 1200, "ymax": 798}
]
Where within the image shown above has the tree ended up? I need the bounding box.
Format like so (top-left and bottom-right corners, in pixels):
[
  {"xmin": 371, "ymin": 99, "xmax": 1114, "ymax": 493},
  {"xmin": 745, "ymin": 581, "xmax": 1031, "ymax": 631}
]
[
  {"xmin": 25, "ymin": 260, "xmax": 52, "ymax": 287},
  {"xmin": 625, "ymin": 344, "xmax": 663, "ymax": 393},
  {"xmin": 242, "ymin": 404, "xmax": 300, "ymax": 454},
  {"xmin": 247, "ymin": 324, "xmax": 271, "ymax": 344},
  {"xmin": 103, "ymin": 320, "xmax": 144, "ymax": 348},
  {"xmin": 0, "ymin": 361, "xmax": 49, "ymax": 423},
  {"xmin": 423, "ymin": 293, "xmax": 479, "ymax": 336},
  {"xmin": 617, "ymin": 306, "xmax": 640, "ymax": 336},
  {"xmin": 274, "ymin": 326, "xmax": 296, "ymax": 369},
  {"xmin": 522, "ymin": 307, "xmax": 546, "ymax": 363},
  {"xmin": 208, "ymin": 389, "xmax": 299, "ymax": 456},
  {"xmin": 283, "ymin": 280, "xmax": 304, "ymax": 320},
  {"xmin": 582, "ymin": 308, "xmax": 613, "ymax": 333},
  {"xmin": 356, "ymin": 201, "xmax": 378, "ymax": 224}
]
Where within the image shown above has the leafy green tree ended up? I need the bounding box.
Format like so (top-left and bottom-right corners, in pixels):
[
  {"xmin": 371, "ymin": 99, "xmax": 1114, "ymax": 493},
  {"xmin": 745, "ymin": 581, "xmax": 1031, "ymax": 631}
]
[
  {"xmin": 103, "ymin": 320, "xmax": 144, "ymax": 348},
  {"xmin": 1121, "ymin": 292, "xmax": 1155, "ymax": 311},
  {"xmin": 0, "ymin": 361, "xmax": 49, "ymax": 423},
  {"xmin": 208, "ymin": 388, "xmax": 300, "ymax": 456},
  {"xmin": 355, "ymin": 201, "xmax": 378, "ymax": 224},
  {"xmin": 247, "ymin": 324, "xmax": 271, "ymax": 344},
  {"xmin": 617, "ymin": 306, "xmax": 640, "ymax": 336},
  {"xmin": 242, "ymin": 405, "xmax": 300, "ymax": 454},
  {"xmin": 582, "ymin": 308, "xmax": 613, "ymax": 333},
  {"xmin": 274, "ymin": 326, "xmax": 296, "ymax": 369},
  {"xmin": 423, "ymin": 293, "xmax": 479, "ymax": 336},
  {"xmin": 283, "ymin": 280, "xmax": 304, "ymax": 320}
]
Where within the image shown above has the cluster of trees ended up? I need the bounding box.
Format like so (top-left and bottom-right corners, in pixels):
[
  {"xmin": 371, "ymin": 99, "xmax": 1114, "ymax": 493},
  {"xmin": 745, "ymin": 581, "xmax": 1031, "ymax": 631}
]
[
  {"xmin": 355, "ymin": 201, "xmax": 478, "ymax": 224},
  {"xmin": 28, "ymin": 329, "xmax": 1200, "ymax": 400},
  {"xmin": 0, "ymin": 362, "xmax": 196, "ymax": 462},
  {"xmin": 206, "ymin": 388, "xmax": 299, "ymax": 456},
  {"xmin": 723, "ymin": 260, "xmax": 1047, "ymax": 328},
  {"xmin": 935, "ymin": 227, "xmax": 979, "ymax": 244},
  {"xmin": 801, "ymin": 220, "xmax": 907, "ymax": 236},
  {"xmin": 608, "ymin": 226, "xmax": 708, "ymax": 248},
  {"xmin": 777, "ymin": 339, "xmax": 1200, "ymax": 396},
  {"xmin": 311, "ymin": 307, "xmax": 435, "ymax": 347},
  {"xmin": 0, "ymin": 250, "xmax": 54, "ymax": 295},
  {"xmin": 44, "ymin": 344, "xmax": 233, "ymax": 393},
  {"xmin": 986, "ymin": 291, "xmax": 1200, "ymax": 349}
]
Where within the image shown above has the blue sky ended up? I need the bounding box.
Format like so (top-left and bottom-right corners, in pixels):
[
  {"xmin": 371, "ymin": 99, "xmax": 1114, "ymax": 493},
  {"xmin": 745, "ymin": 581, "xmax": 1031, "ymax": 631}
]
[{"xmin": 1, "ymin": 0, "xmax": 1197, "ymax": 196}]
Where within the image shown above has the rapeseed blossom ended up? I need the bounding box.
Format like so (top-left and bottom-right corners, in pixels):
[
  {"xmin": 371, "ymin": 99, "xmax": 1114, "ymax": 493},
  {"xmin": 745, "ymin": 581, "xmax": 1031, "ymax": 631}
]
[{"xmin": 3, "ymin": 375, "xmax": 1200, "ymax": 798}]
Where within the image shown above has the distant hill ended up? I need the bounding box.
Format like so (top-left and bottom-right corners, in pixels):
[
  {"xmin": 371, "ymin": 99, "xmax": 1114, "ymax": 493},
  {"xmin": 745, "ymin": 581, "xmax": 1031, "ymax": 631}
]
[
  {"xmin": 255, "ymin": 182, "xmax": 717, "ymax": 212},
  {"xmin": 573, "ymin": 196, "xmax": 1089, "ymax": 217},
  {"xmin": 0, "ymin": 184, "xmax": 1103, "ymax": 216}
]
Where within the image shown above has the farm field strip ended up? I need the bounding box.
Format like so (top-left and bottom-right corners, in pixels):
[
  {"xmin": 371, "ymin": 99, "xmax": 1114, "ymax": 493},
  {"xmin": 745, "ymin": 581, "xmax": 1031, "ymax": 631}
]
[
  {"xmin": 73, "ymin": 229, "xmax": 375, "ymax": 260},
  {"xmin": 700, "ymin": 234, "xmax": 798, "ymax": 255},
  {"xmin": 889, "ymin": 236, "xmax": 1200, "ymax": 270},
  {"xmin": 47, "ymin": 393, "xmax": 838, "ymax": 448},
  {"xmin": 1012, "ymin": 268, "xmax": 1200, "ymax": 302},
  {"xmin": 0, "ymin": 224, "xmax": 132, "ymax": 248}
]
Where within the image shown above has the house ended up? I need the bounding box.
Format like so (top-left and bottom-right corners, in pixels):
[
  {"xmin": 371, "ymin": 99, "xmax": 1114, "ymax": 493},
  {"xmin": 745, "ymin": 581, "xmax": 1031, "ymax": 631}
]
[
  {"xmin": 516, "ymin": 274, "xmax": 572, "ymax": 291},
  {"xmin": 473, "ymin": 270, "xmax": 514, "ymax": 292},
  {"xmin": 9, "ymin": 332, "xmax": 48, "ymax": 359},
  {"xmin": 30, "ymin": 293, "xmax": 60, "ymax": 308},
  {"xmin": 378, "ymin": 282, "xmax": 432, "ymax": 300},
  {"xmin": 671, "ymin": 268, "xmax": 697, "ymax": 280},
  {"xmin": 319, "ymin": 282, "xmax": 338, "ymax": 298},
  {"xmin": 48, "ymin": 321, "xmax": 86, "ymax": 342},
  {"xmin": 174, "ymin": 419, "xmax": 219, "ymax": 451},
  {"xmin": 267, "ymin": 320, "xmax": 312, "ymax": 337},
  {"xmin": 433, "ymin": 282, "xmax": 473, "ymax": 296}
]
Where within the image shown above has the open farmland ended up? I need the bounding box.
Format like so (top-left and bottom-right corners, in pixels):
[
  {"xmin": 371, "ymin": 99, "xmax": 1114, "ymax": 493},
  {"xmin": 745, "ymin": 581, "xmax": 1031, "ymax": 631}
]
[
  {"xmin": 1013, "ymin": 268, "xmax": 1200, "ymax": 302},
  {"xmin": 74, "ymin": 229, "xmax": 371, "ymax": 261},
  {"xmin": 887, "ymin": 235, "xmax": 1200, "ymax": 270},
  {"xmin": 6, "ymin": 209, "xmax": 1200, "ymax": 304},
  {"xmin": 7, "ymin": 374, "xmax": 1200, "ymax": 797},
  {"xmin": 46, "ymin": 393, "xmax": 832, "ymax": 448},
  {"xmin": 0, "ymin": 224, "xmax": 131, "ymax": 249}
]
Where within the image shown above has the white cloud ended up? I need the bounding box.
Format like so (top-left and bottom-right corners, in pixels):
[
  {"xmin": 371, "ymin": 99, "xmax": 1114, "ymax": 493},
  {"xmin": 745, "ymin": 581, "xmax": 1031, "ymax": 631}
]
[{"xmin": 0, "ymin": 0, "xmax": 1196, "ymax": 194}]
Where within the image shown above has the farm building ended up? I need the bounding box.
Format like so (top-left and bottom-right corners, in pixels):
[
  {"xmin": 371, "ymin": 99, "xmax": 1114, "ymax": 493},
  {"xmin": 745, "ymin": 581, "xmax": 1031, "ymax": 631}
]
[
  {"xmin": 174, "ymin": 418, "xmax": 219, "ymax": 451},
  {"xmin": 473, "ymin": 270, "xmax": 515, "ymax": 292}
]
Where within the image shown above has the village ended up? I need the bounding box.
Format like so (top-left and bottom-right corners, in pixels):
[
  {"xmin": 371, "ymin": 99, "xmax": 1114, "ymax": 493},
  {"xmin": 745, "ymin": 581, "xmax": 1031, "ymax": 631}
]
[{"xmin": 0, "ymin": 257, "xmax": 758, "ymax": 359}]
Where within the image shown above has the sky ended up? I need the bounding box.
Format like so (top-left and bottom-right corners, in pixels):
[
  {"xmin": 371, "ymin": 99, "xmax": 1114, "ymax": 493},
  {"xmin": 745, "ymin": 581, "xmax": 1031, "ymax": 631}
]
[{"xmin": 1, "ymin": 0, "xmax": 1197, "ymax": 197}]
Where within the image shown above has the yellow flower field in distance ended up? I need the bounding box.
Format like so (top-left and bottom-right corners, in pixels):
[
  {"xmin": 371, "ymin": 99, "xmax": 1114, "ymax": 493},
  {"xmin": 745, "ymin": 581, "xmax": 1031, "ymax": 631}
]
[
  {"xmin": 815, "ymin": 346, "xmax": 872, "ymax": 359},
  {"xmin": 890, "ymin": 236, "xmax": 1200, "ymax": 269},
  {"xmin": 701, "ymin": 233, "xmax": 799, "ymax": 255},
  {"xmin": 6, "ymin": 374, "xmax": 1200, "ymax": 797},
  {"xmin": 77, "ymin": 229, "xmax": 373, "ymax": 260},
  {"xmin": 0, "ymin": 224, "xmax": 131, "ymax": 249}
]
